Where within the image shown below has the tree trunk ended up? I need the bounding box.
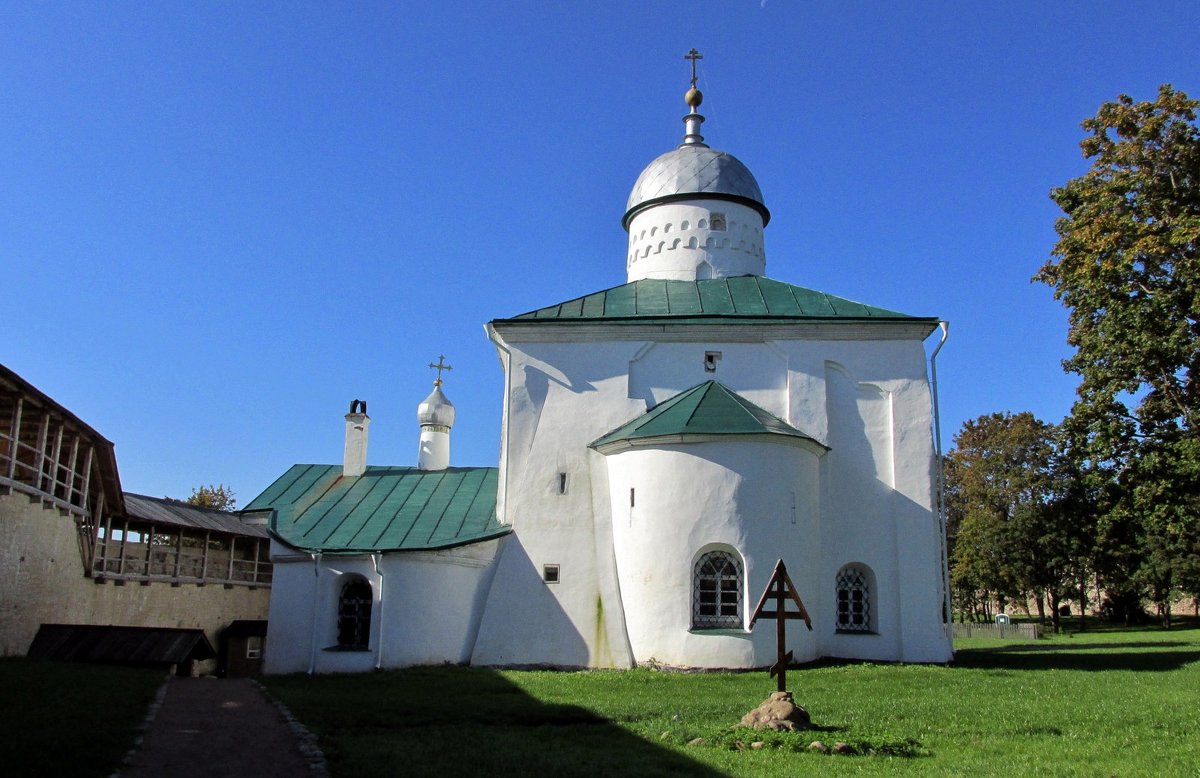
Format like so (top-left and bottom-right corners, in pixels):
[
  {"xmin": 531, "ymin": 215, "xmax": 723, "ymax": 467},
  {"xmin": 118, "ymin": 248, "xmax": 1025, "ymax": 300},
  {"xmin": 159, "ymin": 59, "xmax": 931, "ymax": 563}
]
[
  {"xmin": 1035, "ymin": 591, "xmax": 1046, "ymax": 624},
  {"xmin": 1078, "ymin": 573, "xmax": 1088, "ymax": 632},
  {"xmin": 1049, "ymin": 590, "xmax": 1061, "ymax": 634}
]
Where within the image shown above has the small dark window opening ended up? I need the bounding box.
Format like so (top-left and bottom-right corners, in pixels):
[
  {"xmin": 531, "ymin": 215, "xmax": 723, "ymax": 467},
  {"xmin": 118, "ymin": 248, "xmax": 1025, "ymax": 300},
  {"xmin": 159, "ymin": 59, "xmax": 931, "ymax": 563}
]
[
  {"xmin": 630, "ymin": 487, "xmax": 635, "ymax": 508},
  {"xmin": 557, "ymin": 472, "xmax": 568, "ymax": 495},
  {"xmin": 337, "ymin": 578, "xmax": 372, "ymax": 649},
  {"xmin": 704, "ymin": 351, "xmax": 722, "ymax": 373},
  {"xmin": 544, "ymin": 564, "xmax": 560, "ymax": 584},
  {"xmin": 710, "ymin": 213, "xmax": 727, "ymax": 231}
]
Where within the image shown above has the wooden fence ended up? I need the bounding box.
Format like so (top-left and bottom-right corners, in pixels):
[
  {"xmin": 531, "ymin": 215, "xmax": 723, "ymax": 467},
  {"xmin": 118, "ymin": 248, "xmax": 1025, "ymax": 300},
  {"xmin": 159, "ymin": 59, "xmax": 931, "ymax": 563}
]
[{"xmin": 952, "ymin": 622, "xmax": 1042, "ymax": 640}]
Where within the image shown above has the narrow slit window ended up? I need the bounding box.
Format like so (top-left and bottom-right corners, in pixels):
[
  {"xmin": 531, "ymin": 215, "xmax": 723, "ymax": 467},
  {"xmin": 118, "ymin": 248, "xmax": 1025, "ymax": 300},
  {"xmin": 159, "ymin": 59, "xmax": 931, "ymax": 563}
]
[{"xmin": 557, "ymin": 472, "xmax": 568, "ymax": 495}]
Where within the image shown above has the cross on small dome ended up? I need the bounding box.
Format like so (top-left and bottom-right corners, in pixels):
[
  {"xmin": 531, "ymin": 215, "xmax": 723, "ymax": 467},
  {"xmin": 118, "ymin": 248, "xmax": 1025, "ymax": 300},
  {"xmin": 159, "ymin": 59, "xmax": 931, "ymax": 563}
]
[{"xmin": 428, "ymin": 355, "xmax": 453, "ymax": 387}]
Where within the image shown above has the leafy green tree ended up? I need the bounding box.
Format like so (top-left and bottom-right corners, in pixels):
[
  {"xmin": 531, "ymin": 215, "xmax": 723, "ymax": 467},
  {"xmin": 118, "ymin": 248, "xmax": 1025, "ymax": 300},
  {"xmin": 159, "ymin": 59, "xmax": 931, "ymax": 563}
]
[
  {"xmin": 184, "ymin": 483, "xmax": 237, "ymax": 512},
  {"xmin": 945, "ymin": 413, "xmax": 1092, "ymax": 630},
  {"xmin": 1024, "ymin": 439, "xmax": 1098, "ymax": 632},
  {"xmin": 1035, "ymin": 85, "xmax": 1200, "ymax": 623}
]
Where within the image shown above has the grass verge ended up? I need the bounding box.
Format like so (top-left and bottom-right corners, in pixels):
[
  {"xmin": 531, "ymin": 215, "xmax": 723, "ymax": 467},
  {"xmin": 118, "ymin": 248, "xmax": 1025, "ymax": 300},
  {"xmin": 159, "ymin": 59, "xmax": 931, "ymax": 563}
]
[
  {"xmin": 0, "ymin": 658, "xmax": 163, "ymax": 778},
  {"xmin": 264, "ymin": 626, "xmax": 1200, "ymax": 777}
]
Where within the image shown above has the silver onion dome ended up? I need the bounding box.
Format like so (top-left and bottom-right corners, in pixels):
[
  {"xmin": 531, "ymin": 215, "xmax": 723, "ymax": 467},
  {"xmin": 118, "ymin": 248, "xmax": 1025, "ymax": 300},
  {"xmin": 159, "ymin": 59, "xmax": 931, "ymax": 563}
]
[
  {"xmin": 622, "ymin": 145, "xmax": 769, "ymax": 229},
  {"xmin": 417, "ymin": 385, "xmax": 456, "ymax": 429}
]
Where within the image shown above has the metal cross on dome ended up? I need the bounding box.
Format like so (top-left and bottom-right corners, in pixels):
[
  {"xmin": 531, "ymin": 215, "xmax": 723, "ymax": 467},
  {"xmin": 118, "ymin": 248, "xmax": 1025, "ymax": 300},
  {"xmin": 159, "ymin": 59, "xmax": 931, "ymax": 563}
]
[
  {"xmin": 684, "ymin": 48, "xmax": 703, "ymax": 88},
  {"xmin": 428, "ymin": 355, "xmax": 453, "ymax": 387}
]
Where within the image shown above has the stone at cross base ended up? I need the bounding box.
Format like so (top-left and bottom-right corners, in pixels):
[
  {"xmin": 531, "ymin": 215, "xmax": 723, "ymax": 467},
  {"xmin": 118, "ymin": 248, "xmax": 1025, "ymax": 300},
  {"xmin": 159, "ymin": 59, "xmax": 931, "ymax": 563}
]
[{"xmin": 740, "ymin": 691, "xmax": 812, "ymax": 732}]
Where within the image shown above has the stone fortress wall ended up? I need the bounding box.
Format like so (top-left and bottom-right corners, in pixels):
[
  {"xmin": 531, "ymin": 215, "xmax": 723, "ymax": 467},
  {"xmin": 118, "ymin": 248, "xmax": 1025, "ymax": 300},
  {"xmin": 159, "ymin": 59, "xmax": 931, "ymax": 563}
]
[{"xmin": 0, "ymin": 492, "xmax": 269, "ymax": 668}]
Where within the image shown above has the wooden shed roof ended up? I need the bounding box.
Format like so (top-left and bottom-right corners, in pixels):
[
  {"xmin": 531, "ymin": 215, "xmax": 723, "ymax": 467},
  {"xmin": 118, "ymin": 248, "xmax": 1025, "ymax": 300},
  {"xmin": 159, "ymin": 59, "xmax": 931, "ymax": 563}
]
[
  {"xmin": 27, "ymin": 624, "xmax": 215, "ymax": 666},
  {"xmin": 123, "ymin": 492, "xmax": 268, "ymax": 538}
]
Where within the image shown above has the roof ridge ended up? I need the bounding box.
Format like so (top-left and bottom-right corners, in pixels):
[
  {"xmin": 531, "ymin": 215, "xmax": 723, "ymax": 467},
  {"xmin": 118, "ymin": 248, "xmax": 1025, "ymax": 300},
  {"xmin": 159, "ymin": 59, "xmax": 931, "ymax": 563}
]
[{"xmin": 683, "ymin": 380, "xmax": 719, "ymax": 428}]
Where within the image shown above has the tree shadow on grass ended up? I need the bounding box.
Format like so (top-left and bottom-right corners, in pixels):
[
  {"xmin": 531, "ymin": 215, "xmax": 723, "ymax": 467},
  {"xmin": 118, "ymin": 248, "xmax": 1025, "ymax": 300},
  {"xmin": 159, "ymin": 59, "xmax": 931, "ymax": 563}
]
[
  {"xmin": 953, "ymin": 642, "xmax": 1200, "ymax": 672},
  {"xmin": 265, "ymin": 666, "xmax": 726, "ymax": 778}
]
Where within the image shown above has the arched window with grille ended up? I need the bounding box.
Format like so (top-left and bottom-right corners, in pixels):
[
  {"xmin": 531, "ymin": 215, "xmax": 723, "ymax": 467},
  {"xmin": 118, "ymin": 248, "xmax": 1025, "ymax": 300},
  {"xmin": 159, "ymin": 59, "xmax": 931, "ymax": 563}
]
[
  {"xmin": 692, "ymin": 550, "xmax": 743, "ymax": 629},
  {"xmin": 337, "ymin": 576, "xmax": 373, "ymax": 649},
  {"xmin": 835, "ymin": 564, "xmax": 873, "ymax": 633}
]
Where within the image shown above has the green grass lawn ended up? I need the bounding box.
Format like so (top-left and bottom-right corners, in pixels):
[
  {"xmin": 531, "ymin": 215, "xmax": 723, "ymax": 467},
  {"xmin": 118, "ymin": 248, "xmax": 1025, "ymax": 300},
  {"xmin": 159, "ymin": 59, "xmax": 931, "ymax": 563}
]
[
  {"xmin": 0, "ymin": 658, "xmax": 163, "ymax": 778},
  {"xmin": 264, "ymin": 626, "xmax": 1200, "ymax": 777}
]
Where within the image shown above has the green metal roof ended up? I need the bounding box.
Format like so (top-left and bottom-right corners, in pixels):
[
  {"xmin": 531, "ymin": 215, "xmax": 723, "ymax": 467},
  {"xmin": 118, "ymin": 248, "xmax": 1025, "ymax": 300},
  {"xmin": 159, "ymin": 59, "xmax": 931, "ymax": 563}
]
[
  {"xmin": 590, "ymin": 381, "xmax": 826, "ymax": 452},
  {"xmin": 494, "ymin": 277, "xmax": 935, "ymax": 325},
  {"xmin": 245, "ymin": 464, "xmax": 508, "ymax": 553}
]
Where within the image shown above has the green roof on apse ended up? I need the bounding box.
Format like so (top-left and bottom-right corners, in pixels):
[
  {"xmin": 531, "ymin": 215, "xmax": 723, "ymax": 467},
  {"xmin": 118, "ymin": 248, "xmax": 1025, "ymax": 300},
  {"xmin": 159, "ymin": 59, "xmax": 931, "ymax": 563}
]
[
  {"xmin": 494, "ymin": 277, "xmax": 935, "ymax": 324},
  {"xmin": 589, "ymin": 381, "xmax": 825, "ymax": 451},
  {"xmin": 244, "ymin": 464, "xmax": 508, "ymax": 553}
]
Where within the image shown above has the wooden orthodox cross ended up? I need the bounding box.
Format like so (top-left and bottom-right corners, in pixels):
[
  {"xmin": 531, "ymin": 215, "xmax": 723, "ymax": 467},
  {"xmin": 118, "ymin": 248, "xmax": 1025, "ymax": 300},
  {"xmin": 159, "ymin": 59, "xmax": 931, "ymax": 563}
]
[
  {"xmin": 749, "ymin": 559, "xmax": 812, "ymax": 693},
  {"xmin": 428, "ymin": 355, "xmax": 453, "ymax": 387}
]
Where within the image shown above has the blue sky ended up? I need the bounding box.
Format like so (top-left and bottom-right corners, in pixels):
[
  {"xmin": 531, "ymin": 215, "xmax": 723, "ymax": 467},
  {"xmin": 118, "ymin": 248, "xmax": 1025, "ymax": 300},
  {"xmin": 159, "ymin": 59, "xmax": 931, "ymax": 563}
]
[{"xmin": 3, "ymin": 2, "xmax": 1198, "ymax": 504}]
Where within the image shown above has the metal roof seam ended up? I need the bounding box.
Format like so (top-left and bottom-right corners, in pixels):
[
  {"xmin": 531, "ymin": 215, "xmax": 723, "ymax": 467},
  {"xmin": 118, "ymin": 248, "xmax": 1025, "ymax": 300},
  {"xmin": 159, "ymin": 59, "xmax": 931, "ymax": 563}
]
[
  {"xmin": 307, "ymin": 472, "xmax": 349, "ymax": 532},
  {"xmin": 449, "ymin": 470, "xmax": 487, "ymax": 538},
  {"xmin": 288, "ymin": 464, "xmax": 331, "ymax": 508},
  {"xmin": 342, "ymin": 475, "xmax": 391, "ymax": 547},
  {"xmin": 298, "ymin": 466, "xmax": 345, "ymax": 539},
  {"xmin": 682, "ymin": 382, "xmax": 711, "ymax": 428},
  {"xmin": 266, "ymin": 466, "xmax": 310, "ymax": 509},
  {"xmin": 422, "ymin": 470, "xmax": 464, "ymax": 543},
  {"xmin": 363, "ymin": 473, "xmax": 414, "ymax": 549},
  {"xmin": 395, "ymin": 470, "xmax": 447, "ymax": 547},
  {"xmin": 317, "ymin": 476, "xmax": 372, "ymax": 547}
]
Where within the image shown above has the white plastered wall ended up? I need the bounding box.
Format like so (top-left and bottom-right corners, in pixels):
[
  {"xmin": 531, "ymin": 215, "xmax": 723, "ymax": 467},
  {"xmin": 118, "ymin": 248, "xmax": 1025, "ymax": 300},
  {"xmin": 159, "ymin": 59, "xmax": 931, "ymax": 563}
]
[
  {"xmin": 472, "ymin": 338, "xmax": 642, "ymax": 667},
  {"xmin": 263, "ymin": 537, "xmax": 502, "ymax": 674},
  {"xmin": 626, "ymin": 200, "xmax": 766, "ymax": 281},
  {"xmin": 603, "ymin": 439, "xmax": 823, "ymax": 668},
  {"xmin": 474, "ymin": 321, "xmax": 952, "ymax": 668}
]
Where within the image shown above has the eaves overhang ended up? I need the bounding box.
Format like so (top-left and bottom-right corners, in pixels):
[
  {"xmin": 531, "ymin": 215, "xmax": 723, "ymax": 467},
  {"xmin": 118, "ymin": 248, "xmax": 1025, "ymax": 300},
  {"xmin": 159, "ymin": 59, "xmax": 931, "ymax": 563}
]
[
  {"xmin": 591, "ymin": 431, "xmax": 829, "ymax": 457},
  {"xmin": 489, "ymin": 319, "xmax": 940, "ymax": 344},
  {"xmin": 622, "ymin": 191, "xmax": 771, "ymax": 230}
]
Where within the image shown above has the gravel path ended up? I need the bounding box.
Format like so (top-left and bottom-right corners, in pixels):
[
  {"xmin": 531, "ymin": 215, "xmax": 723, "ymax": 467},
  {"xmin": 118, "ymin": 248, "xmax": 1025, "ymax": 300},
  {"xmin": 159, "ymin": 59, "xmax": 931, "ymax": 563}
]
[{"xmin": 118, "ymin": 677, "xmax": 327, "ymax": 778}]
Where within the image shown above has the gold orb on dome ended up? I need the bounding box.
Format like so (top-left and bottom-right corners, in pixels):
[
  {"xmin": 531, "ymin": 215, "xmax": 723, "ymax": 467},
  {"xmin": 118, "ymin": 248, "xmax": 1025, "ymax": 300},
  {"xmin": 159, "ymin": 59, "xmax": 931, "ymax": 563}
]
[{"xmin": 685, "ymin": 87, "xmax": 703, "ymax": 108}]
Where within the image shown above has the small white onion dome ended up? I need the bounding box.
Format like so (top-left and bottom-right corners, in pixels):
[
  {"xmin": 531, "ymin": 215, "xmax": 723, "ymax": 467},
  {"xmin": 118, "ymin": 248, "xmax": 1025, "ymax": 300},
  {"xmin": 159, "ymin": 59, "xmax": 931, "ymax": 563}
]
[
  {"xmin": 417, "ymin": 385, "xmax": 456, "ymax": 429},
  {"xmin": 623, "ymin": 145, "xmax": 769, "ymax": 231}
]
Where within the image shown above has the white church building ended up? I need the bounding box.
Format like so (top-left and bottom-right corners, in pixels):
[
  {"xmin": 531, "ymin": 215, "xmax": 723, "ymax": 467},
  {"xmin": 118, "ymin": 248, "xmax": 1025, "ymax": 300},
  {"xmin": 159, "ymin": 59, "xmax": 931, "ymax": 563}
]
[{"xmin": 249, "ymin": 68, "xmax": 955, "ymax": 674}]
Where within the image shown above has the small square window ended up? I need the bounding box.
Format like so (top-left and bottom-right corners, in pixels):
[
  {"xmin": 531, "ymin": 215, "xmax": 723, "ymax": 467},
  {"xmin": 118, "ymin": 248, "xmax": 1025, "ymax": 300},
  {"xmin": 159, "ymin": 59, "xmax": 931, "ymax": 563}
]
[
  {"xmin": 543, "ymin": 564, "xmax": 560, "ymax": 584},
  {"xmin": 704, "ymin": 351, "xmax": 722, "ymax": 373},
  {"xmin": 710, "ymin": 213, "xmax": 727, "ymax": 231}
]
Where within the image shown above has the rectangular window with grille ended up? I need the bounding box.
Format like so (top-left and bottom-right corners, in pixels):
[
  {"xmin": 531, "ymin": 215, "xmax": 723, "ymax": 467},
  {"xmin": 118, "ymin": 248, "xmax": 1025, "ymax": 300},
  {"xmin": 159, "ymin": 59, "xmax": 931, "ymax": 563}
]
[
  {"xmin": 836, "ymin": 566, "xmax": 872, "ymax": 633},
  {"xmin": 693, "ymin": 550, "xmax": 743, "ymax": 629}
]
